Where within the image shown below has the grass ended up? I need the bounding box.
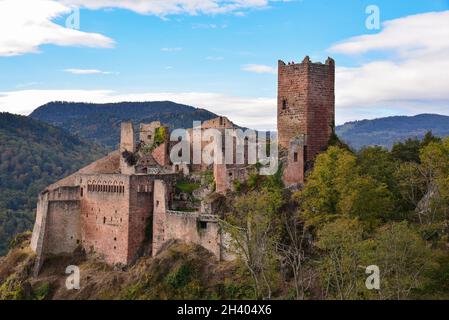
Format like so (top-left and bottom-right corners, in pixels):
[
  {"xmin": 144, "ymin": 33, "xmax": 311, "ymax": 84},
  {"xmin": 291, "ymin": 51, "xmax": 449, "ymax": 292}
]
[{"xmin": 176, "ymin": 181, "xmax": 200, "ymax": 194}]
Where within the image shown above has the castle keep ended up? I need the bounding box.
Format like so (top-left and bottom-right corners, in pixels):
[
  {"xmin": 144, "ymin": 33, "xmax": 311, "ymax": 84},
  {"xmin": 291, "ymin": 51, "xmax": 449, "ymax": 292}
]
[
  {"xmin": 278, "ymin": 56, "xmax": 335, "ymax": 186},
  {"xmin": 30, "ymin": 56, "xmax": 335, "ymax": 272}
]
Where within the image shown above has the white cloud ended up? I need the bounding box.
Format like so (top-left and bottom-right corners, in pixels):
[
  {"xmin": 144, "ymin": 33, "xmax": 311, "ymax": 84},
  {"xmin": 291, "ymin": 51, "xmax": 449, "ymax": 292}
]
[
  {"xmin": 0, "ymin": 0, "xmax": 114, "ymax": 57},
  {"xmin": 58, "ymin": 0, "xmax": 279, "ymax": 16},
  {"xmin": 242, "ymin": 64, "xmax": 276, "ymax": 74},
  {"xmin": 0, "ymin": 90, "xmax": 277, "ymax": 130},
  {"xmin": 64, "ymin": 68, "xmax": 115, "ymax": 74},
  {"xmin": 330, "ymin": 10, "xmax": 449, "ymax": 124}
]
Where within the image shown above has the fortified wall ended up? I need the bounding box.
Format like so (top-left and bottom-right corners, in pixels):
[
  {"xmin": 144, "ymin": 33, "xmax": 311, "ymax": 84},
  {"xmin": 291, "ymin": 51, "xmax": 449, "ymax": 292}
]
[{"xmin": 30, "ymin": 55, "xmax": 336, "ymax": 273}]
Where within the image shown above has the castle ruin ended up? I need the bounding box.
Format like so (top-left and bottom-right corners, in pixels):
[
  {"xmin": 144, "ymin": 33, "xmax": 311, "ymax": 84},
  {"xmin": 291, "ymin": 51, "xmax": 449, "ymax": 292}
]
[{"xmin": 30, "ymin": 56, "xmax": 335, "ymax": 273}]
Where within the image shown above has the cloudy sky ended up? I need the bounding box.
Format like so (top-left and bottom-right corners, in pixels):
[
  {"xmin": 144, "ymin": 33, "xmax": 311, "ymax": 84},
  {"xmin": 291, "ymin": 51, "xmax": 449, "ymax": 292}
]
[{"xmin": 0, "ymin": 0, "xmax": 448, "ymax": 130}]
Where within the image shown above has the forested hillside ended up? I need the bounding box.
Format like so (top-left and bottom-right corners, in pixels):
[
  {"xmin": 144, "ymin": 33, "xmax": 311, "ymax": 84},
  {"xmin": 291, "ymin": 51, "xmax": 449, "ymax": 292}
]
[
  {"xmin": 30, "ymin": 101, "xmax": 219, "ymax": 148},
  {"xmin": 336, "ymin": 114, "xmax": 449, "ymax": 149},
  {"xmin": 0, "ymin": 113, "xmax": 106, "ymax": 256},
  {"xmin": 1, "ymin": 130, "xmax": 448, "ymax": 299}
]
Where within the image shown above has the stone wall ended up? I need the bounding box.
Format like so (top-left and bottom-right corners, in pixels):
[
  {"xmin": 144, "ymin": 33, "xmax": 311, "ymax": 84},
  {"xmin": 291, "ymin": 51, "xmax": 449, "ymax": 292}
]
[
  {"xmin": 127, "ymin": 175, "xmax": 154, "ymax": 262},
  {"xmin": 152, "ymin": 179, "xmax": 169, "ymax": 255},
  {"xmin": 31, "ymin": 186, "xmax": 82, "ymax": 275},
  {"xmin": 139, "ymin": 121, "xmax": 161, "ymax": 145},
  {"xmin": 277, "ymin": 56, "xmax": 335, "ymax": 162},
  {"xmin": 45, "ymin": 200, "xmax": 81, "ymax": 255},
  {"xmin": 79, "ymin": 174, "xmax": 131, "ymax": 265},
  {"xmin": 152, "ymin": 142, "xmax": 169, "ymax": 166},
  {"xmin": 282, "ymin": 135, "xmax": 306, "ymax": 186},
  {"xmin": 152, "ymin": 179, "xmax": 222, "ymax": 259},
  {"xmin": 165, "ymin": 212, "xmax": 221, "ymax": 259}
]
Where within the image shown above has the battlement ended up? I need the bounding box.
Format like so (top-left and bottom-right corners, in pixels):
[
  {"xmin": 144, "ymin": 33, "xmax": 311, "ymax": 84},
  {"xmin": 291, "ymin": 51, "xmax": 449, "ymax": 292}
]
[{"xmin": 278, "ymin": 56, "xmax": 335, "ymax": 67}]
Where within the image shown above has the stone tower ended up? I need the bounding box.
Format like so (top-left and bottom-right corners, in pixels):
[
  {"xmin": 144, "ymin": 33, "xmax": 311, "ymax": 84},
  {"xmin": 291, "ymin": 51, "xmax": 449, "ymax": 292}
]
[
  {"xmin": 278, "ymin": 56, "xmax": 335, "ymax": 186},
  {"xmin": 277, "ymin": 56, "xmax": 335, "ymax": 164}
]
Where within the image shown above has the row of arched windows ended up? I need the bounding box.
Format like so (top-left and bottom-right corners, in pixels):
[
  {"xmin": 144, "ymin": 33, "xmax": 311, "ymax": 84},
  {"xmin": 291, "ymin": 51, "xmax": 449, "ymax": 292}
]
[{"xmin": 87, "ymin": 181, "xmax": 125, "ymax": 194}]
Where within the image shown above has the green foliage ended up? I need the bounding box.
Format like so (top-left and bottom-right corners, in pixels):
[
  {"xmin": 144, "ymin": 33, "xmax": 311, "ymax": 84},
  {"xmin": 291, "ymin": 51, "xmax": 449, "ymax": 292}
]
[
  {"xmin": 223, "ymin": 188, "xmax": 284, "ymax": 299},
  {"xmin": 0, "ymin": 113, "xmax": 106, "ymax": 256},
  {"xmin": 176, "ymin": 181, "xmax": 200, "ymax": 194},
  {"xmin": 33, "ymin": 282, "xmax": 50, "ymax": 300},
  {"xmin": 316, "ymin": 218, "xmax": 367, "ymax": 299},
  {"xmin": 0, "ymin": 274, "xmax": 27, "ymax": 300},
  {"xmin": 371, "ymin": 222, "xmax": 434, "ymax": 299},
  {"xmin": 165, "ymin": 262, "xmax": 193, "ymax": 289},
  {"xmin": 297, "ymin": 146, "xmax": 395, "ymax": 228},
  {"xmin": 391, "ymin": 138, "xmax": 422, "ymax": 163},
  {"xmin": 30, "ymin": 101, "xmax": 220, "ymax": 149},
  {"xmin": 153, "ymin": 127, "xmax": 166, "ymax": 147}
]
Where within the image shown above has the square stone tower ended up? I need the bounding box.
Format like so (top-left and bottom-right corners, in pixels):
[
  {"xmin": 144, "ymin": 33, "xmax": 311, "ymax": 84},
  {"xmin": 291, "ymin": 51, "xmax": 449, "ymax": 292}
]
[{"xmin": 277, "ymin": 56, "xmax": 335, "ymax": 164}]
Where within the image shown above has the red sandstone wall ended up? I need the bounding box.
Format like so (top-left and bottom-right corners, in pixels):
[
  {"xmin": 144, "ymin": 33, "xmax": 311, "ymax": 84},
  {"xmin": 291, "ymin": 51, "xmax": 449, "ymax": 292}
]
[
  {"xmin": 152, "ymin": 142, "xmax": 169, "ymax": 166},
  {"xmin": 282, "ymin": 137, "xmax": 305, "ymax": 186},
  {"xmin": 45, "ymin": 200, "xmax": 81, "ymax": 254},
  {"xmin": 306, "ymin": 59, "xmax": 335, "ymax": 161},
  {"xmin": 214, "ymin": 164, "xmax": 228, "ymax": 194},
  {"xmin": 164, "ymin": 213, "xmax": 221, "ymax": 259},
  {"xmin": 277, "ymin": 57, "xmax": 335, "ymax": 162},
  {"xmin": 152, "ymin": 180, "xmax": 168, "ymax": 255},
  {"xmin": 127, "ymin": 175, "xmax": 154, "ymax": 262},
  {"xmin": 79, "ymin": 174, "xmax": 131, "ymax": 265}
]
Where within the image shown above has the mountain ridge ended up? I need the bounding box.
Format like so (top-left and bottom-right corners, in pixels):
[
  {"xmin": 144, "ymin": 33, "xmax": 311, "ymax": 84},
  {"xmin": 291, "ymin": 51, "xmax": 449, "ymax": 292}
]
[
  {"xmin": 30, "ymin": 101, "xmax": 220, "ymax": 149},
  {"xmin": 336, "ymin": 113, "xmax": 449, "ymax": 149}
]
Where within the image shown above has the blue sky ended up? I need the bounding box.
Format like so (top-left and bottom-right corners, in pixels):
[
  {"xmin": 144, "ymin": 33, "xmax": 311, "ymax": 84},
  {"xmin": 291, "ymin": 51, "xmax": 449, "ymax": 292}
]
[{"xmin": 0, "ymin": 0, "xmax": 449, "ymax": 129}]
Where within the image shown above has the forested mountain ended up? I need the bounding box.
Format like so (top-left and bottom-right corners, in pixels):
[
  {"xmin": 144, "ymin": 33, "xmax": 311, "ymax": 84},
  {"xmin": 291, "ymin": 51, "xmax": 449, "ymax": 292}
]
[
  {"xmin": 336, "ymin": 114, "xmax": 449, "ymax": 149},
  {"xmin": 2, "ymin": 133, "xmax": 449, "ymax": 300},
  {"xmin": 0, "ymin": 113, "xmax": 106, "ymax": 256},
  {"xmin": 30, "ymin": 101, "xmax": 219, "ymax": 148}
]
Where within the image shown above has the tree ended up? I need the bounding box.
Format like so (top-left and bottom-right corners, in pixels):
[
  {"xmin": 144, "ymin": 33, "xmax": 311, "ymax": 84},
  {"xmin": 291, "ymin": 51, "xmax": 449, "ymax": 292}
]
[
  {"xmin": 276, "ymin": 211, "xmax": 313, "ymax": 300},
  {"xmin": 297, "ymin": 146, "xmax": 394, "ymax": 228},
  {"xmin": 221, "ymin": 188, "xmax": 283, "ymax": 299},
  {"xmin": 391, "ymin": 138, "xmax": 422, "ymax": 163},
  {"xmin": 315, "ymin": 218, "xmax": 366, "ymax": 299},
  {"xmin": 373, "ymin": 222, "xmax": 434, "ymax": 299}
]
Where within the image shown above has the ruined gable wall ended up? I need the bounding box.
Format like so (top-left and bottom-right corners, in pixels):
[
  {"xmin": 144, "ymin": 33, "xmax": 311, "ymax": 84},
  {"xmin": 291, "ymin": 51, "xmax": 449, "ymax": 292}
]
[
  {"xmin": 152, "ymin": 142, "xmax": 169, "ymax": 166},
  {"xmin": 139, "ymin": 121, "xmax": 161, "ymax": 145}
]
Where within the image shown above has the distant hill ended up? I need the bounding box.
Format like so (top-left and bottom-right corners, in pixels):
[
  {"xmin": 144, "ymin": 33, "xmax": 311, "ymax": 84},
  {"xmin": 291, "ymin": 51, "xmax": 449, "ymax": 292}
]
[
  {"xmin": 30, "ymin": 101, "xmax": 219, "ymax": 149},
  {"xmin": 336, "ymin": 114, "xmax": 449, "ymax": 150},
  {"xmin": 0, "ymin": 113, "xmax": 106, "ymax": 256}
]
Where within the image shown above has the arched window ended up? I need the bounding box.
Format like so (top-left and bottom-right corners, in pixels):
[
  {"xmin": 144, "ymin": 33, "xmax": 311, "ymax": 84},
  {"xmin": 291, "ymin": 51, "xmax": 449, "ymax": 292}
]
[{"xmin": 282, "ymin": 99, "xmax": 287, "ymax": 110}]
